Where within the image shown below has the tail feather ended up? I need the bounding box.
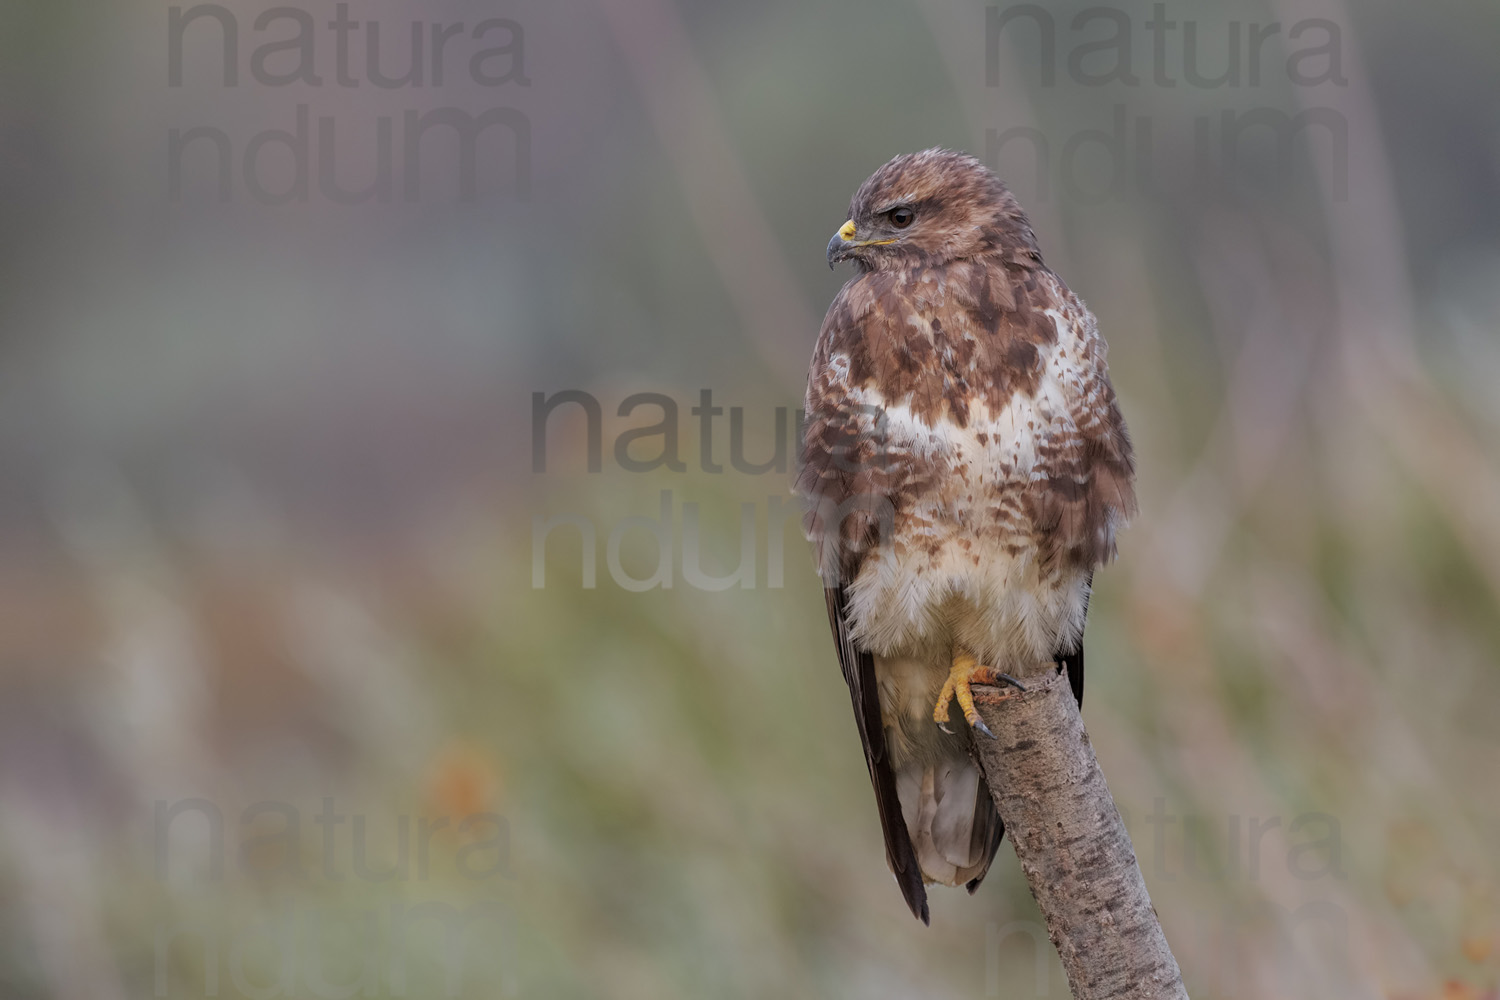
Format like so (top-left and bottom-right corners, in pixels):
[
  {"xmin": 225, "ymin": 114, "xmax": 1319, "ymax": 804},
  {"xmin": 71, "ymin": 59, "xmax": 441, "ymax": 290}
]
[
  {"xmin": 897, "ymin": 756, "xmax": 1004, "ymax": 889},
  {"xmin": 966, "ymin": 784, "xmax": 1005, "ymax": 894}
]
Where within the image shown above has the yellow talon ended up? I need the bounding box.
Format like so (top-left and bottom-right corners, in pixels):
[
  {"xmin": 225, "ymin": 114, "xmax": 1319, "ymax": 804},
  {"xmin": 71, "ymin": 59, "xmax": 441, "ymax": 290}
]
[
  {"xmin": 934, "ymin": 651, "xmax": 1028, "ymax": 738},
  {"xmin": 935, "ymin": 651, "xmax": 996, "ymax": 738}
]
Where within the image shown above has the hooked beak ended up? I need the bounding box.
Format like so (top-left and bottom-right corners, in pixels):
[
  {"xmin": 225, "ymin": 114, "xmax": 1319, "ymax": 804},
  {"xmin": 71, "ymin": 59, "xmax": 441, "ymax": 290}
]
[{"xmin": 827, "ymin": 219, "xmax": 895, "ymax": 269}]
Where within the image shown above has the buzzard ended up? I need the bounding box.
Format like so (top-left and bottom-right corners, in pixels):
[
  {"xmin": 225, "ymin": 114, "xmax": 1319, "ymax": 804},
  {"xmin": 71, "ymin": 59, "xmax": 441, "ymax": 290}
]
[{"xmin": 797, "ymin": 149, "xmax": 1135, "ymax": 923}]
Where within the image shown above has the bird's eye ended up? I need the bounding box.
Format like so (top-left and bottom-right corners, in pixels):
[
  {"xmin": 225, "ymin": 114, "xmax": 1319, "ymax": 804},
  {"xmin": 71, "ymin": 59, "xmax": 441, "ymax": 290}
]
[{"xmin": 889, "ymin": 207, "xmax": 915, "ymax": 228}]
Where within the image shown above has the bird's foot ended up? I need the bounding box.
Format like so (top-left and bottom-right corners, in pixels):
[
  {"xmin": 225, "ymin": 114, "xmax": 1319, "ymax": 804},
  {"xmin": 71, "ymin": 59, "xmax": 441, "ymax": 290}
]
[{"xmin": 934, "ymin": 651, "xmax": 1027, "ymax": 739}]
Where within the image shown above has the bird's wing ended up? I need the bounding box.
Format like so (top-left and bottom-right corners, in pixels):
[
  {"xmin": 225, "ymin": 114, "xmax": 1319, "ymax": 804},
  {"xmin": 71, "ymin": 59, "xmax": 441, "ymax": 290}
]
[
  {"xmin": 961, "ymin": 270, "xmax": 1122, "ymax": 894},
  {"xmin": 1059, "ymin": 570, "xmax": 1093, "ymax": 707},
  {"xmin": 824, "ymin": 584, "xmax": 929, "ymax": 924},
  {"xmin": 1027, "ymin": 280, "xmax": 1138, "ymax": 571},
  {"xmin": 797, "ymin": 278, "xmax": 929, "ymax": 924}
]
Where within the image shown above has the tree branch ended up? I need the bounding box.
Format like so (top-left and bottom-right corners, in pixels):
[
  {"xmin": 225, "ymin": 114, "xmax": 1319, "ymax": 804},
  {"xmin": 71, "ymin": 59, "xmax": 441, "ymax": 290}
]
[{"xmin": 971, "ymin": 667, "xmax": 1189, "ymax": 999}]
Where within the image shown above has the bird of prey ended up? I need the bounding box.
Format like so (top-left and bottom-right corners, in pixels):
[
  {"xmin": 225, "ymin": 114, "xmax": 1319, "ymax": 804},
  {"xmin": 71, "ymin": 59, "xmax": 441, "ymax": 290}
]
[{"xmin": 797, "ymin": 149, "xmax": 1135, "ymax": 923}]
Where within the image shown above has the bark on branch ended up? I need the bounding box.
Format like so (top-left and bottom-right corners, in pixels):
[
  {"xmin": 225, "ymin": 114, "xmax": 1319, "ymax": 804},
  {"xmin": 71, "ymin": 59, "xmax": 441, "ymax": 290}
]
[{"xmin": 971, "ymin": 668, "xmax": 1189, "ymax": 1000}]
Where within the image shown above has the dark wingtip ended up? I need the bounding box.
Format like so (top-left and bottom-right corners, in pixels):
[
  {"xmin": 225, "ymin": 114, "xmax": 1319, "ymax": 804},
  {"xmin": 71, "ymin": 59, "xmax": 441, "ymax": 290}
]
[
  {"xmin": 965, "ymin": 876, "xmax": 982, "ymax": 895},
  {"xmin": 896, "ymin": 870, "xmax": 930, "ymax": 924}
]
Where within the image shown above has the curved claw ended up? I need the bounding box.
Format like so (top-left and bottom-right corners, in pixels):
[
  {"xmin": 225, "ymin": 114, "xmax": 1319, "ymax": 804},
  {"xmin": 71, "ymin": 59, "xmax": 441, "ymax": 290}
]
[{"xmin": 933, "ymin": 651, "xmax": 1006, "ymax": 739}]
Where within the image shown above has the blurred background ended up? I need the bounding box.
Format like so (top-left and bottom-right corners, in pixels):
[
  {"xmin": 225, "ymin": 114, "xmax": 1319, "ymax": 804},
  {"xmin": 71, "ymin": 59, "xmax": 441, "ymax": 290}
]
[{"xmin": 1, "ymin": 0, "xmax": 1498, "ymax": 996}]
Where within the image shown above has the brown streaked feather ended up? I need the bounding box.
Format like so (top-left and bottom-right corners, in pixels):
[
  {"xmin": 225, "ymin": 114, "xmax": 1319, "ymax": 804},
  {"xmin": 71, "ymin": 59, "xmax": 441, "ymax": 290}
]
[{"xmin": 804, "ymin": 261, "xmax": 1134, "ymax": 578}]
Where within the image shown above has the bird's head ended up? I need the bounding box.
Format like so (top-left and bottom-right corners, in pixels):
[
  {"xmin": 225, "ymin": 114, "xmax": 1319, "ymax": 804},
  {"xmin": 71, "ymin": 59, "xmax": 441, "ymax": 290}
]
[{"xmin": 826, "ymin": 148, "xmax": 1040, "ymax": 272}]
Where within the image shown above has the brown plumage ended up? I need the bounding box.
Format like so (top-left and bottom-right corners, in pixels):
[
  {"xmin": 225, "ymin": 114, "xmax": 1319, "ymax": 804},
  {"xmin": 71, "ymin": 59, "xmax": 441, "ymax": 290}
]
[{"xmin": 797, "ymin": 149, "xmax": 1136, "ymax": 923}]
